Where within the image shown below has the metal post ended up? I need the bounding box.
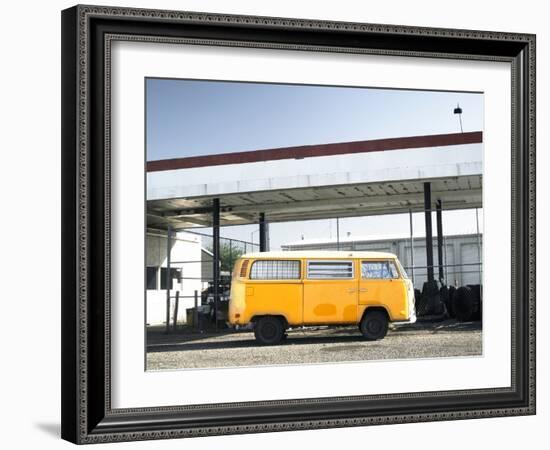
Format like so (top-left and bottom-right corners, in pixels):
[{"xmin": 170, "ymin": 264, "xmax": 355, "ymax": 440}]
[
  {"xmin": 212, "ymin": 198, "xmax": 220, "ymax": 332},
  {"xmin": 165, "ymin": 226, "xmax": 172, "ymax": 334},
  {"xmin": 436, "ymin": 199, "xmax": 444, "ymax": 283},
  {"xmin": 444, "ymin": 235, "xmax": 449, "ymax": 282},
  {"xmin": 336, "ymin": 217, "xmax": 340, "ymax": 250},
  {"xmin": 229, "ymin": 240, "xmax": 233, "ymax": 277},
  {"xmin": 259, "ymin": 212, "xmax": 267, "ymax": 252},
  {"xmin": 423, "ymin": 182, "xmax": 434, "ymax": 283},
  {"xmin": 173, "ymin": 291, "xmax": 179, "ymax": 331},
  {"xmin": 454, "ymin": 103, "xmax": 464, "ymax": 133},
  {"xmin": 194, "ymin": 290, "xmax": 199, "ymax": 331},
  {"xmin": 409, "ymin": 208, "xmax": 415, "ymax": 286},
  {"xmin": 475, "ymin": 208, "xmax": 482, "ymax": 292}
]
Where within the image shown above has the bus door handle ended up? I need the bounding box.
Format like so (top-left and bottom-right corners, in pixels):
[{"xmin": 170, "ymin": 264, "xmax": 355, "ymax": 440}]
[
  {"xmin": 359, "ymin": 288, "xmax": 368, "ymax": 292},
  {"xmin": 347, "ymin": 288, "xmax": 356, "ymax": 293}
]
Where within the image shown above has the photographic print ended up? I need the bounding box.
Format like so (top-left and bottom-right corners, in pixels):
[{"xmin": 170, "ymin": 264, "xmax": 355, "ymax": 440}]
[{"xmin": 145, "ymin": 79, "xmax": 484, "ymax": 370}]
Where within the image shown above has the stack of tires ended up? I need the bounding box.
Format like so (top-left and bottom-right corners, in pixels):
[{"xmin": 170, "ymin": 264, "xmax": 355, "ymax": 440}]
[
  {"xmin": 416, "ymin": 280, "xmax": 446, "ymax": 317},
  {"xmin": 449, "ymin": 284, "xmax": 482, "ymax": 322}
]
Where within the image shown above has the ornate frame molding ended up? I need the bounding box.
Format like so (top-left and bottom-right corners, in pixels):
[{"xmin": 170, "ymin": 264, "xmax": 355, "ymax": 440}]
[{"xmin": 61, "ymin": 5, "xmax": 536, "ymax": 444}]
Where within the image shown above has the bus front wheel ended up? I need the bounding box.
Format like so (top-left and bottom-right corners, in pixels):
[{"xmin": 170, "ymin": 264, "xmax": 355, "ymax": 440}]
[
  {"xmin": 254, "ymin": 316, "xmax": 285, "ymax": 345},
  {"xmin": 360, "ymin": 310, "xmax": 388, "ymax": 340}
]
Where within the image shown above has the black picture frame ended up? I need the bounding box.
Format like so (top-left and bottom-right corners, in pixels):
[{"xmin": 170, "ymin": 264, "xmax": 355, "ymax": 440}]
[{"xmin": 61, "ymin": 4, "xmax": 536, "ymax": 444}]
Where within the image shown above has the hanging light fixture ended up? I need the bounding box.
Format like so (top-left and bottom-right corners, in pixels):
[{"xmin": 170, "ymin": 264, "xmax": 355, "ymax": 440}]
[{"xmin": 453, "ymin": 103, "xmax": 463, "ymax": 133}]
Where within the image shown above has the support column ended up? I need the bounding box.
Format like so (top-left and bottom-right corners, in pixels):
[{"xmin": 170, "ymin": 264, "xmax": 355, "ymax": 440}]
[
  {"xmin": 423, "ymin": 182, "xmax": 434, "ymax": 283},
  {"xmin": 259, "ymin": 212, "xmax": 268, "ymax": 252},
  {"xmin": 165, "ymin": 225, "xmax": 172, "ymax": 334},
  {"xmin": 436, "ymin": 199, "xmax": 444, "ymax": 283},
  {"xmin": 212, "ymin": 198, "xmax": 220, "ymax": 331}
]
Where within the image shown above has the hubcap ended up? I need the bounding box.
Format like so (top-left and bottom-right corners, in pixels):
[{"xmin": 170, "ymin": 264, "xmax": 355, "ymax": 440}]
[
  {"xmin": 368, "ymin": 319, "xmax": 382, "ymax": 334},
  {"xmin": 262, "ymin": 323, "xmax": 276, "ymax": 339}
]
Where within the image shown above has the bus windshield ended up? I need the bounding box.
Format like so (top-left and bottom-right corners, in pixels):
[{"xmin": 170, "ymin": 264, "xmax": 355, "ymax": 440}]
[{"xmin": 396, "ymin": 259, "xmax": 409, "ymax": 279}]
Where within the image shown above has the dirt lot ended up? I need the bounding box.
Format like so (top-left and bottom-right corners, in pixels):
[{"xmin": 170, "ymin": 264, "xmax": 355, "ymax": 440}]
[{"xmin": 146, "ymin": 320, "xmax": 482, "ymax": 370}]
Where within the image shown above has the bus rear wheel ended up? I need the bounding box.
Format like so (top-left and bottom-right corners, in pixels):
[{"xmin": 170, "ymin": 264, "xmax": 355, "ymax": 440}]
[
  {"xmin": 359, "ymin": 310, "xmax": 388, "ymax": 340},
  {"xmin": 254, "ymin": 316, "xmax": 285, "ymax": 345}
]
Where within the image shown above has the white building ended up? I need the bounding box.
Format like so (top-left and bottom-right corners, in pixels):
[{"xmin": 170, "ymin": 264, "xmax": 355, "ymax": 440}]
[
  {"xmin": 282, "ymin": 233, "xmax": 482, "ymax": 289},
  {"xmin": 146, "ymin": 231, "xmax": 203, "ymax": 326}
]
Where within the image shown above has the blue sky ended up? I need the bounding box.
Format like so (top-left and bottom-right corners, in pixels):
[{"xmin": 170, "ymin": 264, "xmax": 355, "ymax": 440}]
[
  {"xmin": 146, "ymin": 78, "xmax": 483, "ymax": 248},
  {"xmin": 146, "ymin": 78, "xmax": 483, "ymax": 161}
]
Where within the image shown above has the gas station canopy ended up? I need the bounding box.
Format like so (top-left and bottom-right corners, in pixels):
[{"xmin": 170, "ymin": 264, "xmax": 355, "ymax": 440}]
[{"xmin": 146, "ymin": 131, "xmax": 482, "ymax": 230}]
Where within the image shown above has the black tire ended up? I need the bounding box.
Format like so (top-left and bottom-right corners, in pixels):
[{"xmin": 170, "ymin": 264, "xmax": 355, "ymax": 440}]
[
  {"xmin": 254, "ymin": 316, "xmax": 285, "ymax": 345},
  {"xmin": 359, "ymin": 310, "xmax": 389, "ymax": 340},
  {"xmin": 447, "ymin": 285, "xmax": 456, "ymax": 318},
  {"xmin": 453, "ymin": 286, "xmax": 481, "ymax": 322},
  {"xmin": 414, "ymin": 288, "xmax": 422, "ymax": 306},
  {"xmin": 440, "ymin": 285, "xmax": 454, "ymax": 317},
  {"xmin": 466, "ymin": 284, "xmax": 482, "ymax": 321}
]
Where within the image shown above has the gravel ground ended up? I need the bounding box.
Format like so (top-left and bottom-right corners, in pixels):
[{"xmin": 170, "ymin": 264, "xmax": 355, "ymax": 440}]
[{"xmin": 146, "ymin": 320, "xmax": 482, "ymax": 370}]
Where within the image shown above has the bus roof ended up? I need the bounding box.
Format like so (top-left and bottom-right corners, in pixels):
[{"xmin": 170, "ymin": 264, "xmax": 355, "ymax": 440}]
[{"xmin": 240, "ymin": 250, "xmax": 398, "ymax": 260}]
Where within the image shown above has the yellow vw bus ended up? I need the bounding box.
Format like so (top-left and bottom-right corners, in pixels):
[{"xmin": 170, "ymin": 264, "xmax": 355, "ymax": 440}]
[{"xmin": 229, "ymin": 251, "xmax": 416, "ymax": 345}]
